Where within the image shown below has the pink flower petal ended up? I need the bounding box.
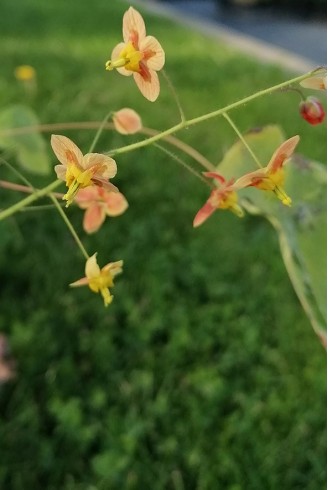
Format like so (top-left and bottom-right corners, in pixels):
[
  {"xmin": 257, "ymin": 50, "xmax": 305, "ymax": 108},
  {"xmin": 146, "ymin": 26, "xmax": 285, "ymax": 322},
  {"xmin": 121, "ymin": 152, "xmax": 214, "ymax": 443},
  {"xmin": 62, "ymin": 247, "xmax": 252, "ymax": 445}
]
[
  {"xmin": 92, "ymin": 179, "xmax": 119, "ymax": 193},
  {"xmin": 140, "ymin": 36, "xmax": 165, "ymax": 71},
  {"xmin": 51, "ymin": 134, "xmax": 83, "ymax": 167},
  {"xmin": 70, "ymin": 277, "xmax": 90, "ymax": 288},
  {"xmin": 104, "ymin": 192, "xmax": 128, "ymax": 216},
  {"xmin": 54, "ymin": 164, "xmax": 67, "ymax": 181},
  {"xmin": 193, "ymin": 201, "xmax": 216, "ymax": 227},
  {"xmin": 123, "ymin": 7, "xmax": 146, "ymax": 45},
  {"xmin": 133, "ymin": 70, "xmax": 160, "ymax": 102},
  {"xmin": 267, "ymin": 135, "xmax": 300, "ymax": 173},
  {"xmin": 83, "ymin": 153, "xmax": 117, "ymax": 179},
  {"xmin": 203, "ymin": 172, "xmax": 226, "ymax": 184},
  {"xmin": 233, "ymin": 169, "xmax": 266, "ymax": 190},
  {"xmin": 75, "ymin": 187, "xmax": 100, "ymax": 208},
  {"xmin": 83, "ymin": 204, "xmax": 106, "ymax": 234}
]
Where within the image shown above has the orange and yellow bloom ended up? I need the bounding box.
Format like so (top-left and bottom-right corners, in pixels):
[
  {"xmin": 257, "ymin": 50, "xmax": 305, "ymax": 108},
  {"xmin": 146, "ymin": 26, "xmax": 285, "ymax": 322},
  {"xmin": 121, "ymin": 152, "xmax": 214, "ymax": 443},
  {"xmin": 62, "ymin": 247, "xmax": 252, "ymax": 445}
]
[
  {"xmin": 105, "ymin": 7, "xmax": 165, "ymax": 101},
  {"xmin": 193, "ymin": 172, "xmax": 244, "ymax": 227},
  {"xmin": 51, "ymin": 135, "xmax": 118, "ymax": 207},
  {"xmin": 70, "ymin": 253, "xmax": 123, "ymax": 306},
  {"xmin": 234, "ymin": 135, "xmax": 300, "ymax": 206},
  {"xmin": 76, "ymin": 187, "xmax": 128, "ymax": 234}
]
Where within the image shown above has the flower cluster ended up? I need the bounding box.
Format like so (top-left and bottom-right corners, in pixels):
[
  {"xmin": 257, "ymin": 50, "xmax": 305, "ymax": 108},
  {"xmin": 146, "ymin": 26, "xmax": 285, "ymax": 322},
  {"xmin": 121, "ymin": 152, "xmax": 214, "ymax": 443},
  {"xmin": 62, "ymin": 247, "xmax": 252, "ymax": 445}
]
[
  {"xmin": 45, "ymin": 7, "xmax": 324, "ymax": 308},
  {"xmin": 194, "ymin": 136, "xmax": 300, "ymax": 226}
]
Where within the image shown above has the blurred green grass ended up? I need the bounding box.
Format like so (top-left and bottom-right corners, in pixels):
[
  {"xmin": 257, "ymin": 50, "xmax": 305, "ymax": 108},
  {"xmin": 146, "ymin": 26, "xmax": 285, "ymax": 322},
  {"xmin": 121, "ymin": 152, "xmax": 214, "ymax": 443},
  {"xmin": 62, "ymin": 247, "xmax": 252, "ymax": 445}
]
[{"xmin": 0, "ymin": 0, "xmax": 326, "ymax": 489}]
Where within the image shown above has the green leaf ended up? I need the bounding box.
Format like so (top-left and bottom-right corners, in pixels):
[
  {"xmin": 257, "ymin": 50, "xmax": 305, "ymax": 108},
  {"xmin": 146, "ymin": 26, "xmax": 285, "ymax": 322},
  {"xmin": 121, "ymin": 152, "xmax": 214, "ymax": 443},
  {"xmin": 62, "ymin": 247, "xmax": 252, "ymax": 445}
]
[
  {"xmin": 0, "ymin": 105, "xmax": 50, "ymax": 175},
  {"xmin": 217, "ymin": 125, "xmax": 326, "ymax": 343}
]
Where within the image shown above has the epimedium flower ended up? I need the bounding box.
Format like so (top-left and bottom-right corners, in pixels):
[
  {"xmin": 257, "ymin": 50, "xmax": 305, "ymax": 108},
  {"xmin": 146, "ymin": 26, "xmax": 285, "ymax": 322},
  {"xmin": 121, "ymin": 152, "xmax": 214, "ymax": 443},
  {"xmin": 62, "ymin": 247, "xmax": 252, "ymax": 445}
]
[
  {"xmin": 300, "ymin": 71, "xmax": 327, "ymax": 91},
  {"xmin": 299, "ymin": 96, "xmax": 325, "ymax": 125},
  {"xmin": 105, "ymin": 7, "xmax": 165, "ymax": 102},
  {"xmin": 193, "ymin": 172, "xmax": 244, "ymax": 228},
  {"xmin": 51, "ymin": 135, "xmax": 118, "ymax": 207},
  {"xmin": 112, "ymin": 108, "xmax": 142, "ymax": 134},
  {"xmin": 70, "ymin": 253, "xmax": 123, "ymax": 307},
  {"xmin": 76, "ymin": 187, "xmax": 128, "ymax": 234},
  {"xmin": 234, "ymin": 135, "xmax": 300, "ymax": 206}
]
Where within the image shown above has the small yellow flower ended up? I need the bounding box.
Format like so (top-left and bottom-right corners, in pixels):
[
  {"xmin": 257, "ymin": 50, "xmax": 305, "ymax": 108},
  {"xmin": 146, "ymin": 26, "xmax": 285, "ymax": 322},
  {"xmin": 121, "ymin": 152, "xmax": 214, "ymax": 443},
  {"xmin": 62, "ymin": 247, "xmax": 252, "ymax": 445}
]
[
  {"xmin": 193, "ymin": 172, "xmax": 244, "ymax": 227},
  {"xmin": 234, "ymin": 135, "xmax": 300, "ymax": 206},
  {"xmin": 51, "ymin": 135, "xmax": 118, "ymax": 207},
  {"xmin": 105, "ymin": 7, "xmax": 165, "ymax": 102},
  {"xmin": 70, "ymin": 253, "xmax": 123, "ymax": 306},
  {"xmin": 14, "ymin": 65, "xmax": 36, "ymax": 81}
]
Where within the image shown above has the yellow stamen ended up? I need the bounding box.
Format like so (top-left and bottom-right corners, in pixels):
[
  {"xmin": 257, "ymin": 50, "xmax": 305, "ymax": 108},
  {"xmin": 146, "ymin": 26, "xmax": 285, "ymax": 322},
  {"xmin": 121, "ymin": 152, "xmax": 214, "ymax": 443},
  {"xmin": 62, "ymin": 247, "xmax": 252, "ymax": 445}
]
[
  {"xmin": 105, "ymin": 42, "xmax": 143, "ymax": 73},
  {"xmin": 63, "ymin": 165, "xmax": 95, "ymax": 207}
]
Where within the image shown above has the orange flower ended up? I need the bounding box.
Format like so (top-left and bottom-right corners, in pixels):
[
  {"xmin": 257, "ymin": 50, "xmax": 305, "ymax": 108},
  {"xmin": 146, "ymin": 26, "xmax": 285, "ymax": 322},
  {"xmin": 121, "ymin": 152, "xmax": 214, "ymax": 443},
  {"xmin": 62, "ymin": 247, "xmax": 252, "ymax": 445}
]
[
  {"xmin": 113, "ymin": 108, "xmax": 142, "ymax": 134},
  {"xmin": 234, "ymin": 136, "xmax": 300, "ymax": 206},
  {"xmin": 76, "ymin": 187, "xmax": 128, "ymax": 234},
  {"xmin": 105, "ymin": 7, "xmax": 165, "ymax": 101},
  {"xmin": 70, "ymin": 253, "xmax": 123, "ymax": 306},
  {"xmin": 193, "ymin": 172, "xmax": 244, "ymax": 227},
  {"xmin": 51, "ymin": 135, "xmax": 118, "ymax": 207}
]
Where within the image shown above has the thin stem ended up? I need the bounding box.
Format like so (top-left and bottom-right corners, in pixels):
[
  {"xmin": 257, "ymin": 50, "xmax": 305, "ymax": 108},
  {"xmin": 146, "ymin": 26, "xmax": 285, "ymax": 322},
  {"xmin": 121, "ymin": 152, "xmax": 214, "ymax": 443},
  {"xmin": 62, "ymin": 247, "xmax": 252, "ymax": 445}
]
[
  {"xmin": 107, "ymin": 70, "xmax": 316, "ymax": 157},
  {"xmin": 0, "ymin": 156, "xmax": 35, "ymax": 189},
  {"xmin": 0, "ymin": 179, "xmax": 63, "ymax": 198},
  {"xmin": 88, "ymin": 110, "xmax": 113, "ymax": 153},
  {"xmin": 153, "ymin": 143, "xmax": 212, "ymax": 187},
  {"xmin": 0, "ymin": 122, "xmax": 215, "ymax": 172},
  {"xmin": 0, "ymin": 179, "xmax": 62, "ymax": 221},
  {"xmin": 162, "ymin": 69, "xmax": 185, "ymax": 122},
  {"xmin": 49, "ymin": 193, "xmax": 89, "ymax": 260},
  {"xmin": 20, "ymin": 203, "xmax": 63, "ymax": 212},
  {"xmin": 222, "ymin": 112, "xmax": 263, "ymax": 169}
]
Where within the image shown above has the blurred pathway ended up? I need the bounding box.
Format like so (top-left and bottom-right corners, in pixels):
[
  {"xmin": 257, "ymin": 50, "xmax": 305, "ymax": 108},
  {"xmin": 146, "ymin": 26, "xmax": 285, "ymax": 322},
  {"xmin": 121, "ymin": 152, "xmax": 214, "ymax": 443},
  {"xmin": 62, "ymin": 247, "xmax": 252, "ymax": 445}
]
[{"xmin": 133, "ymin": 0, "xmax": 326, "ymax": 72}]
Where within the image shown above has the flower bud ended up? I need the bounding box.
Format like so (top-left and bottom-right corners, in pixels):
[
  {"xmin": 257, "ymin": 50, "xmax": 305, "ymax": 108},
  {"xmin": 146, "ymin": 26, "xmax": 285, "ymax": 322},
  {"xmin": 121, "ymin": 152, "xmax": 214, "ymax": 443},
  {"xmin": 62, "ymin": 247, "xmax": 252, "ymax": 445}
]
[
  {"xmin": 299, "ymin": 96, "xmax": 325, "ymax": 125},
  {"xmin": 113, "ymin": 108, "xmax": 142, "ymax": 134}
]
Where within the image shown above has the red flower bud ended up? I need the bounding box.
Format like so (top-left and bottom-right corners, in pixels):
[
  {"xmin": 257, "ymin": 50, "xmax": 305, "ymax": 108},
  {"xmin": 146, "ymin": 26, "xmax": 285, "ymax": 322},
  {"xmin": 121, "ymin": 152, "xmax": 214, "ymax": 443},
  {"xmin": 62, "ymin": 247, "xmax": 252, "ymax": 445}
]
[{"xmin": 299, "ymin": 96, "xmax": 325, "ymax": 125}]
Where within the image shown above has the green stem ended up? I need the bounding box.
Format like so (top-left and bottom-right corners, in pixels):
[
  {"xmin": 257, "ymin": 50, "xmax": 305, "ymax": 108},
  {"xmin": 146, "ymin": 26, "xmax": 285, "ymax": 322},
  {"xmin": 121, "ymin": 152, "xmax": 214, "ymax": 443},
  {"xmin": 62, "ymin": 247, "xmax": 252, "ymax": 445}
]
[
  {"xmin": 222, "ymin": 112, "xmax": 263, "ymax": 169},
  {"xmin": 0, "ymin": 156, "xmax": 35, "ymax": 189},
  {"xmin": 88, "ymin": 110, "xmax": 113, "ymax": 153},
  {"xmin": 162, "ymin": 69, "xmax": 185, "ymax": 123},
  {"xmin": 0, "ymin": 179, "xmax": 62, "ymax": 221},
  {"xmin": 49, "ymin": 193, "xmax": 89, "ymax": 260},
  {"xmin": 108, "ymin": 70, "xmax": 315, "ymax": 158}
]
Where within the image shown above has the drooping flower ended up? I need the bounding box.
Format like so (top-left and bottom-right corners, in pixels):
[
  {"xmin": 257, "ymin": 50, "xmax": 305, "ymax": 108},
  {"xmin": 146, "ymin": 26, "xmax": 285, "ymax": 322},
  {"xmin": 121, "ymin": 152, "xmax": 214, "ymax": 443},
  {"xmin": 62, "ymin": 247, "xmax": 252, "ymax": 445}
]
[
  {"xmin": 51, "ymin": 135, "xmax": 118, "ymax": 207},
  {"xmin": 234, "ymin": 135, "xmax": 300, "ymax": 206},
  {"xmin": 300, "ymin": 71, "xmax": 327, "ymax": 91},
  {"xmin": 113, "ymin": 108, "xmax": 142, "ymax": 134},
  {"xmin": 299, "ymin": 96, "xmax": 325, "ymax": 125},
  {"xmin": 105, "ymin": 7, "xmax": 165, "ymax": 102},
  {"xmin": 76, "ymin": 187, "xmax": 128, "ymax": 234},
  {"xmin": 193, "ymin": 172, "xmax": 244, "ymax": 227},
  {"xmin": 70, "ymin": 253, "xmax": 123, "ymax": 306}
]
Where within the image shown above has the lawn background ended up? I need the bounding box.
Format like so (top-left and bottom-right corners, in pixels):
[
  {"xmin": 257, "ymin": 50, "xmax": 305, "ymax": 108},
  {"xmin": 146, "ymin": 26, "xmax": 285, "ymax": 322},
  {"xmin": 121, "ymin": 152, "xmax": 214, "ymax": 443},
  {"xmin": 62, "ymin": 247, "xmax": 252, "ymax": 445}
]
[{"xmin": 0, "ymin": 0, "xmax": 326, "ymax": 489}]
